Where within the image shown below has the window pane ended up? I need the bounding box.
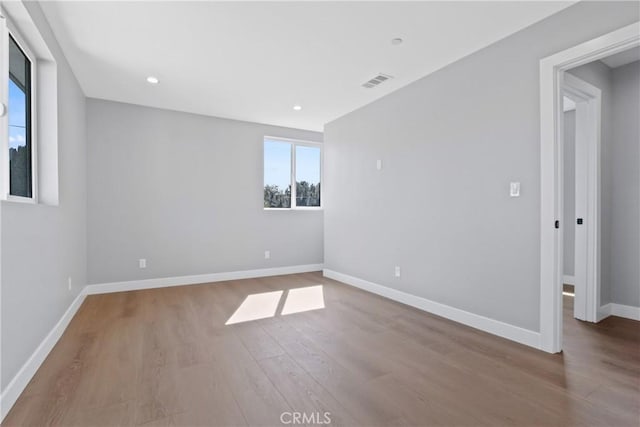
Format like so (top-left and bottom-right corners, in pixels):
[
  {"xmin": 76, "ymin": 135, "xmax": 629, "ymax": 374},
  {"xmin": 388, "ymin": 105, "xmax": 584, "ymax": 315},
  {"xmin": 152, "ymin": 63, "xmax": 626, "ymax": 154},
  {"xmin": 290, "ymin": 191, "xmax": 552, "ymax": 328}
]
[
  {"xmin": 295, "ymin": 145, "xmax": 321, "ymax": 207},
  {"xmin": 264, "ymin": 139, "xmax": 291, "ymax": 208},
  {"xmin": 8, "ymin": 35, "xmax": 32, "ymax": 198}
]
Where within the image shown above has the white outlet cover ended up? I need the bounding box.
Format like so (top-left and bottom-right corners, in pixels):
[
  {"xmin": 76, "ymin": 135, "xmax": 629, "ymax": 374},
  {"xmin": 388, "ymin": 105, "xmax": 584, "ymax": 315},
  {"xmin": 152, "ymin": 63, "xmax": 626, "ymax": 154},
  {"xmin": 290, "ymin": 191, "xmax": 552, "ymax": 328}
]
[
  {"xmin": 376, "ymin": 159, "xmax": 382, "ymax": 170},
  {"xmin": 265, "ymin": 250, "xmax": 271, "ymax": 259},
  {"xmin": 139, "ymin": 259, "xmax": 147, "ymax": 268},
  {"xmin": 394, "ymin": 266, "xmax": 401, "ymax": 277}
]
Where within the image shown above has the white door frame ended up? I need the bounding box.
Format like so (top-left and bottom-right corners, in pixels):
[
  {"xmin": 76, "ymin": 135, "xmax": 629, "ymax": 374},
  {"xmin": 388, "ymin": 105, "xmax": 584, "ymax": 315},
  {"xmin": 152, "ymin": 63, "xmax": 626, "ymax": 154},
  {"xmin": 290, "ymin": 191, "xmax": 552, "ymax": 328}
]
[
  {"xmin": 562, "ymin": 73, "xmax": 601, "ymax": 323},
  {"xmin": 539, "ymin": 22, "xmax": 640, "ymax": 353}
]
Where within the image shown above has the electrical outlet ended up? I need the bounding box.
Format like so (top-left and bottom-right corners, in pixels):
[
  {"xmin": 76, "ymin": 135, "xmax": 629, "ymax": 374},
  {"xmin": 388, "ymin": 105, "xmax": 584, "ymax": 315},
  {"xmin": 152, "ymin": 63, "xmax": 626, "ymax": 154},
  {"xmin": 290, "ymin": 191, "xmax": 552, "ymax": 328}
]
[
  {"xmin": 139, "ymin": 258, "xmax": 147, "ymax": 269},
  {"xmin": 395, "ymin": 266, "xmax": 401, "ymax": 278},
  {"xmin": 68, "ymin": 277, "xmax": 72, "ymax": 291},
  {"xmin": 265, "ymin": 250, "xmax": 271, "ymax": 260}
]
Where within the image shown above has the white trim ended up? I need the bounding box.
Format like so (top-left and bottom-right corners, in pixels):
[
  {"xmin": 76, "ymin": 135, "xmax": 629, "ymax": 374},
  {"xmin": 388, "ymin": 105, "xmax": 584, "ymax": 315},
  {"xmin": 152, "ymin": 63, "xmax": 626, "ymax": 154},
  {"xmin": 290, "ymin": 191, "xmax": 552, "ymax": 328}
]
[
  {"xmin": 563, "ymin": 275, "xmax": 576, "ymax": 286},
  {"xmin": 597, "ymin": 303, "xmax": 640, "ymax": 322},
  {"xmin": 3, "ymin": 195, "xmax": 36, "ymax": 204},
  {"xmin": 84, "ymin": 264, "xmax": 324, "ymax": 295},
  {"xmin": 539, "ymin": 22, "xmax": 640, "ymax": 353},
  {"xmin": 263, "ymin": 207, "xmax": 323, "ymax": 211},
  {"xmin": 611, "ymin": 304, "xmax": 640, "ymax": 321},
  {"xmin": 563, "ymin": 73, "xmax": 601, "ymax": 323},
  {"xmin": 597, "ymin": 303, "xmax": 612, "ymax": 322},
  {"xmin": 0, "ymin": 10, "xmax": 8, "ymax": 200},
  {"xmin": 263, "ymin": 135, "xmax": 322, "ymax": 147},
  {"xmin": 0, "ymin": 10, "xmax": 4, "ymax": 425},
  {"xmin": 0, "ymin": 291, "xmax": 86, "ymax": 421},
  {"xmin": 323, "ymin": 269, "xmax": 541, "ymax": 350}
]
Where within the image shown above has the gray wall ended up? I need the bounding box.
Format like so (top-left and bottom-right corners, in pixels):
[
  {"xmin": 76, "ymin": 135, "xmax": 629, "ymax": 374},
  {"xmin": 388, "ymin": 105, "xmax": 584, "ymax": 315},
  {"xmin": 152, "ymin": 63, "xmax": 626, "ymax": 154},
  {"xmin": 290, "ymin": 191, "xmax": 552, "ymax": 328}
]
[
  {"xmin": 87, "ymin": 99, "xmax": 323, "ymax": 284},
  {"xmin": 563, "ymin": 110, "xmax": 576, "ymax": 277},
  {"xmin": 568, "ymin": 61, "xmax": 614, "ymax": 305},
  {"xmin": 323, "ymin": 1, "xmax": 639, "ymax": 332},
  {"xmin": 1, "ymin": 2, "xmax": 87, "ymax": 390},
  {"xmin": 610, "ymin": 60, "xmax": 640, "ymax": 307}
]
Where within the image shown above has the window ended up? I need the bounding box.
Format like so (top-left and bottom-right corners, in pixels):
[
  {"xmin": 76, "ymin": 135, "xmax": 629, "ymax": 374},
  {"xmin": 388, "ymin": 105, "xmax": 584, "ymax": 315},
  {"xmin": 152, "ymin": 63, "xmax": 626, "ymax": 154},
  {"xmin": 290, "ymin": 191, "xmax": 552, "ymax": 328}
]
[
  {"xmin": 1, "ymin": 3, "xmax": 58, "ymax": 205},
  {"xmin": 295, "ymin": 144, "xmax": 321, "ymax": 207},
  {"xmin": 8, "ymin": 34, "xmax": 33, "ymax": 198},
  {"xmin": 264, "ymin": 137, "xmax": 321, "ymax": 209}
]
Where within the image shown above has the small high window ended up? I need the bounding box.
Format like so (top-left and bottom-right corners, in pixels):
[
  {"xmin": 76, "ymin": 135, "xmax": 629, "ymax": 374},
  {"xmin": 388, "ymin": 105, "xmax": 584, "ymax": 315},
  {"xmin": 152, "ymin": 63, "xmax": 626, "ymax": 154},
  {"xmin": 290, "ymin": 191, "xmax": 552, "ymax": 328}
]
[
  {"xmin": 8, "ymin": 34, "xmax": 33, "ymax": 198},
  {"xmin": 264, "ymin": 137, "xmax": 322, "ymax": 209},
  {"xmin": 1, "ymin": 3, "xmax": 59, "ymax": 205}
]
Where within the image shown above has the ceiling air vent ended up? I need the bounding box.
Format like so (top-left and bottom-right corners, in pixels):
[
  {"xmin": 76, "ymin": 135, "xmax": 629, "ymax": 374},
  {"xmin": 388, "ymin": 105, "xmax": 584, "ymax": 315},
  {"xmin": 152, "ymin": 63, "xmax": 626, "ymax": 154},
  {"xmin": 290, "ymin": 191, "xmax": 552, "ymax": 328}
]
[{"xmin": 362, "ymin": 73, "xmax": 393, "ymax": 89}]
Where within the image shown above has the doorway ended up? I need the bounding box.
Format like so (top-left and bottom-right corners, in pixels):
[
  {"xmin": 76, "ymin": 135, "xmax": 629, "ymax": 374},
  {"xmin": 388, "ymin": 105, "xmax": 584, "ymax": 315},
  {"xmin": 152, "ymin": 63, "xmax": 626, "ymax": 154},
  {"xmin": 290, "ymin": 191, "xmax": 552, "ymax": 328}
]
[
  {"xmin": 539, "ymin": 22, "xmax": 639, "ymax": 353},
  {"xmin": 561, "ymin": 74, "xmax": 601, "ymax": 323}
]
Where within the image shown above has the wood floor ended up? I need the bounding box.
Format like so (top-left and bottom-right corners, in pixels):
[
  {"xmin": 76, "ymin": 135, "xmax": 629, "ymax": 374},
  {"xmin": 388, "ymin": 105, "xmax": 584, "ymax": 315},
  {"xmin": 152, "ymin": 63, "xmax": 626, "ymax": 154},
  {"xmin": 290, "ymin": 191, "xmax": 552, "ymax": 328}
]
[{"xmin": 4, "ymin": 272, "xmax": 639, "ymax": 426}]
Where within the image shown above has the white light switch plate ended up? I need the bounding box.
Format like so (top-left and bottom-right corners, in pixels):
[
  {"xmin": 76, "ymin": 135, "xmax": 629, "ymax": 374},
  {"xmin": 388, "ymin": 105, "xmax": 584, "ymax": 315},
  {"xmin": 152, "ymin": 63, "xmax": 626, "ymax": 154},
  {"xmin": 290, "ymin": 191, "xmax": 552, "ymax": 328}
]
[{"xmin": 510, "ymin": 182, "xmax": 520, "ymax": 197}]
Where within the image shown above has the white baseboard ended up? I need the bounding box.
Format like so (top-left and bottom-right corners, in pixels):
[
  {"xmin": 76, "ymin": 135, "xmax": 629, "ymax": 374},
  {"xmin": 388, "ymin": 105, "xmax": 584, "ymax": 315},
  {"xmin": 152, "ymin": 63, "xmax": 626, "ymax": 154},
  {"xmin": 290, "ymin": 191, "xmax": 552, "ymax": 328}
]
[
  {"xmin": 85, "ymin": 264, "xmax": 324, "ymax": 295},
  {"xmin": 563, "ymin": 275, "xmax": 576, "ymax": 286},
  {"xmin": 597, "ymin": 303, "xmax": 640, "ymax": 321},
  {"xmin": 597, "ymin": 303, "xmax": 612, "ymax": 321},
  {"xmin": 323, "ymin": 269, "xmax": 541, "ymax": 350},
  {"xmin": 1, "ymin": 263, "xmax": 323, "ymax": 422},
  {"xmin": 0, "ymin": 291, "xmax": 86, "ymax": 421},
  {"xmin": 612, "ymin": 303, "xmax": 640, "ymax": 321}
]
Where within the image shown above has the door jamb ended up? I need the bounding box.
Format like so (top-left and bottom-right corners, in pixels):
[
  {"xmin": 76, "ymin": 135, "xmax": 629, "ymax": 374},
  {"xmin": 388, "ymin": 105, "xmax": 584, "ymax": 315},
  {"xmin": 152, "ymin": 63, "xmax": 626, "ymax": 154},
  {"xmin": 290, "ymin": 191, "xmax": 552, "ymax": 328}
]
[
  {"xmin": 562, "ymin": 73, "xmax": 601, "ymax": 323},
  {"xmin": 539, "ymin": 22, "xmax": 639, "ymax": 353}
]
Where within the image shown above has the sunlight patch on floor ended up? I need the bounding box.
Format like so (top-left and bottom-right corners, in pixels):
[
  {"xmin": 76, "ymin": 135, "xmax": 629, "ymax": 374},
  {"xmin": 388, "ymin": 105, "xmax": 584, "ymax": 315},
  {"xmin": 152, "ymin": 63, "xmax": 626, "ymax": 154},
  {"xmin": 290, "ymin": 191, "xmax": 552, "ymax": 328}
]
[
  {"xmin": 225, "ymin": 285, "xmax": 325, "ymax": 325},
  {"xmin": 225, "ymin": 290, "xmax": 283, "ymax": 325},
  {"xmin": 281, "ymin": 285, "xmax": 325, "ymax": 315}
]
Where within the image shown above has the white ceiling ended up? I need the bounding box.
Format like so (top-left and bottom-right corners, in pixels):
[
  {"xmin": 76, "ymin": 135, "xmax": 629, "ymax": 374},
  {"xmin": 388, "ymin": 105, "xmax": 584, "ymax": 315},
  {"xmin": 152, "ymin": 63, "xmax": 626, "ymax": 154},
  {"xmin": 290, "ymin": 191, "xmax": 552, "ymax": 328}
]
[
  {"xmin": 600, "ymin": 47, "xmax": 640, "ymax": 69},
  {"xmin": 40, "ymin": 1, "xmax": 574, "ymax": 131}
]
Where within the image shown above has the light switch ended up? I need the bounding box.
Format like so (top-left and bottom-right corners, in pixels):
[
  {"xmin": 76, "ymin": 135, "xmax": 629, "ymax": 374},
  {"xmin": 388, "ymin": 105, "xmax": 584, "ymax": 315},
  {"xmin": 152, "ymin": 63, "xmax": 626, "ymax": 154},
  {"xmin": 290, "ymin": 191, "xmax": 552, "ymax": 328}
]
[
  {"xmin": 510, "ymin": 182, "xmax": 521, "ymax": 197},
  {"xmin": 376, "ymin": 159, "xmax": 382, "ymax": 170}
]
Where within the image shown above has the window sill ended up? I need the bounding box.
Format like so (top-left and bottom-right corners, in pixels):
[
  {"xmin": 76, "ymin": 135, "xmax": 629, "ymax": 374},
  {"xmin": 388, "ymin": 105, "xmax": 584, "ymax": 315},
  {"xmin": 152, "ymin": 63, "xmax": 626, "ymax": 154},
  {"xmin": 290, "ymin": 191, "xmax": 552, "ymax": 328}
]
[
  {"xmin": 264, "ymin": 207, "xmax": 323, "ymax": 211},
  {"xmin": 3, "ymin": 195, "xmax": 36, "ymax": 204}
]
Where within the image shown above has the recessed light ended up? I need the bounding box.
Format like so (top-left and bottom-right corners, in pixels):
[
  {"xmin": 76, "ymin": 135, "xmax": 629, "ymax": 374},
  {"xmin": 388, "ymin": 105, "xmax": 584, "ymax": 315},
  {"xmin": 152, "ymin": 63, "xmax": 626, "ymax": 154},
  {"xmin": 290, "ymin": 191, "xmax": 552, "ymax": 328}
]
[
  {"xmin": 293, "ymin": 105, "xmax": 302, "ymax": 111},
  {"xmin": 146, "ymin": 76, "xmax": 159, "ymax": 84},
  {"xmin": 391, "ymin": 38, "xmax": 403, "ymax": 46}
]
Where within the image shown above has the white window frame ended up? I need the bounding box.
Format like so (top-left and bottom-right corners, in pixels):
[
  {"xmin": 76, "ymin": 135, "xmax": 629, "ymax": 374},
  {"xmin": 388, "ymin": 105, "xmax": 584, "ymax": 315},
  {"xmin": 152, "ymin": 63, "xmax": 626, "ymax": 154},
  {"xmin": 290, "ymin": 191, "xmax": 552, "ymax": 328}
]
[
  {"xmin": 2, "ymin": 9, "xmax": 37, "ymax": 203},
  {"xmin": 263, "ymin": 135, "xmax": 323, "ymax": 211}
]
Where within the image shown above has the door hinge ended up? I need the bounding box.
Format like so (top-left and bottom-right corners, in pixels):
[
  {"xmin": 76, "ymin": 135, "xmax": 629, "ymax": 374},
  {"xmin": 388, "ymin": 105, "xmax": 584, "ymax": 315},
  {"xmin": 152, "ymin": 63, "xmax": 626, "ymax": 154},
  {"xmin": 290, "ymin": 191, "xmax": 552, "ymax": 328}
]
[
  {"xmin": 555, "ymin": 220, "xmax": 560, "ymax": 229},
  {"xmin": 577, "ymin": 218, "xmax": 583, "ymax": 225}
]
